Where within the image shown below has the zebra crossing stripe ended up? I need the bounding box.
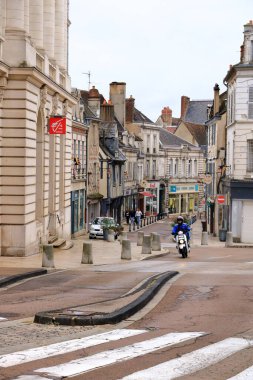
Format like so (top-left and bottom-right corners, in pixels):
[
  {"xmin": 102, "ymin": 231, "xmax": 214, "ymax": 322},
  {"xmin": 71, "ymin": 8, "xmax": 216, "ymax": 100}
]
[
  {"xmin": 35, "ymin": 331, "xmax": 205, "ymax": 377},
  {"xmin": 227, "ymin": 365, "xmax": 253, "ymax": 379},
  {"xmin": 0, "ymin": 329, "xmax": 145, "ymax": 368},
  {"xmin": 120, "ymin": 337, "xmax": 253, "ymax": 379},
  {"xmin": 13, "ymin": 376, "xmax": 50, "ymax": 380}
]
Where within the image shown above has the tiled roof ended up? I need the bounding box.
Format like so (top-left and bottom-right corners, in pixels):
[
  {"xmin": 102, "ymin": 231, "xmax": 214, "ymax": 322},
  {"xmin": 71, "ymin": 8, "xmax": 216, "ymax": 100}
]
[
  {"xmin": 166, "ymin": 126, "xmax": 177, "ymax": 134},
  {"xmin": 183, "ymin": 122, "xmax": 206, "ymax": 145},
  {"xmin": 184, "ymin": 100, "xmax": 212, "ymax": 124},
  {"xmin": 159, "ymin": 127, "xmax": 195, "ymax": 147},
  {"xmin": 133, "ymin": 107, "xmax": 154, "ymax": 124}
]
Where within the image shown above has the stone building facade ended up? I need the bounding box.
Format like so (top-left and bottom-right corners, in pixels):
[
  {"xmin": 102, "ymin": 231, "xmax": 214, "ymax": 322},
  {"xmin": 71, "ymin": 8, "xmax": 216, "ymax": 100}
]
[{"xmin": 0, "ymin": 0, "xmax": 76, "ymax": 256}]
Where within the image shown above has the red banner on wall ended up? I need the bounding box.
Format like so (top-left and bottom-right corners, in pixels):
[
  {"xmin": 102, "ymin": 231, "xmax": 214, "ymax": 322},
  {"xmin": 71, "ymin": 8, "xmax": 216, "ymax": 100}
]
[{"xmin": 48, "ymin": 116, "xmax": 66, "ymax": 134}]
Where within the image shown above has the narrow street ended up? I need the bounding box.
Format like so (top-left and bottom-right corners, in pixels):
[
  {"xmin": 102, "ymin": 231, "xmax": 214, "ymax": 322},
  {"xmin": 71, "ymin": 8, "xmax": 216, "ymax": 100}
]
[{"xmin": 1, "ymin": 220, "xmax": 253, "ymax": 379}]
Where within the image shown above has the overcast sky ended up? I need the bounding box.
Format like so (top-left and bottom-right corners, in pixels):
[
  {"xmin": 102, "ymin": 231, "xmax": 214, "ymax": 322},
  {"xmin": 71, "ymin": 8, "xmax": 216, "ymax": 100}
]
[{"xmin": 69, "ymin": 0, "xmax": 252, "ymax": 122}]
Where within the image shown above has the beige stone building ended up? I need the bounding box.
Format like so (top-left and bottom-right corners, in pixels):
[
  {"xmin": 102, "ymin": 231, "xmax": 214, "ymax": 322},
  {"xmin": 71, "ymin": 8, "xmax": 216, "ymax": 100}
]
[{"xmin": 0, "ymin": 1, "xmax": 76, "ymax": 256}]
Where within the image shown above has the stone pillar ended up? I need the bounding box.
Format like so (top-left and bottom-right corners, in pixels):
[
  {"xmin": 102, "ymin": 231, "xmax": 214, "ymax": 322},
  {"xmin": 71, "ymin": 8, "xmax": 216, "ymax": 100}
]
[
  {"xmin": 55, "ymin": 0, "xmax": 65, "ymax": 67},
  {"xmin": 42, "ymin": 244, "xmax": 55, "ymax": 268},
  {"xmin": 137, "ymin": 231, "xmax": 144, "ymax": 246},
  {"xmin": 43, "ymin": 0, "xmax": 55, "ymax": 59},
  {"xmin": 6, "ymin": 0, "xmax": 25, "ymax": 30},
  {"xmin": 141, "ymin": 235, "xmax": 152, "ymax": 255},
  {"xmin": 201, "ymin": 231, "xmax": 208, "ymax": 245},
  {"xmin": 121, "ymin": 239, "xmax": 131, "ymax": 260},
  {"xmin": 29, "ymin": 0, "xmax": 44, "ymax": 49},
  {"xmin": 24, "ymin": 0, "xmax": 29, "ymax": 34},
  {"xmin": 225, "ymin": 231, "xmax": 233, "ymax": 247},
  {"xmin": 151, "ymin": 233, "xmax": 161, "ymax": 251},
  {"xmin": 81, "ymin": 242, "xmax": 93, "ymax": 264}
]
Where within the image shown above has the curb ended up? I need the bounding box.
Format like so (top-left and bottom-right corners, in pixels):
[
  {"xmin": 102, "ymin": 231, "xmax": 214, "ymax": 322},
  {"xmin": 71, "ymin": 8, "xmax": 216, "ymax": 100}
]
[
  {"xmin": 34, "ymin": 270, "xmax": 178, "ymax": 326},
  {"xmin": 0, "ymin": 269, "xmax": 48, "ymax": 288}
]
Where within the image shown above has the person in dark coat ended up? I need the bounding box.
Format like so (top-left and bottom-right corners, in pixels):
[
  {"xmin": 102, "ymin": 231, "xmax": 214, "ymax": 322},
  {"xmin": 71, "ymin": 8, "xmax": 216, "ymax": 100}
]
[{"xmin": 125, "ymin": 210, "xmax": 130, "ymax": 224}]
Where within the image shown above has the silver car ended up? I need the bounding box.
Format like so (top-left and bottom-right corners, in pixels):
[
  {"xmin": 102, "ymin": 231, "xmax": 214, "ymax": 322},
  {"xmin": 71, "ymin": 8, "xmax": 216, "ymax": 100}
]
[{"xmin": 89, "ymin": 217, "xmax": 118, "ymax": 239}]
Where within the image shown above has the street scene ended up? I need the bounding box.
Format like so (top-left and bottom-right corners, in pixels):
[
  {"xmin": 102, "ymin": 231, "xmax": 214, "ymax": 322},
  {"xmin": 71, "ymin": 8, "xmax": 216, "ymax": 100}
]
[
  {"xmin": 1, "ymin": 218, "xmax": 253, "ymax": 379},
  {"xmin": 1, "ymin": 0, "xmax": 253, "ymax": 379}
]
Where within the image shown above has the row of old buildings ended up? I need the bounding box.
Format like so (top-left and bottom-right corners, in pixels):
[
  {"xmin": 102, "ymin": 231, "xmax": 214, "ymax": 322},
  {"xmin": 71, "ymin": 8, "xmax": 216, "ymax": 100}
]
[{"xmin": 0, "ymin": 1, "xmax": 252, "ymax": 256}]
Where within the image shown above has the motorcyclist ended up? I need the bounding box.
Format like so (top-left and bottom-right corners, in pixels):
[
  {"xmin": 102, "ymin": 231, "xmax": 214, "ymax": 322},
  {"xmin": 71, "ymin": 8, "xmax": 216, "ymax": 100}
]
[{"xmin": 172, "ymin": 216, "xmax": 191, "ymax": 243}]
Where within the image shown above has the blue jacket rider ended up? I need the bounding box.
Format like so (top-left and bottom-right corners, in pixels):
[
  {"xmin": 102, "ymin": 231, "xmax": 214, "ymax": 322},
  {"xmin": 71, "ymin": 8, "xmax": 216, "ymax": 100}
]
[{"xmin": 172, "ymin": 216, "xmax": 191, "ymax": 241}]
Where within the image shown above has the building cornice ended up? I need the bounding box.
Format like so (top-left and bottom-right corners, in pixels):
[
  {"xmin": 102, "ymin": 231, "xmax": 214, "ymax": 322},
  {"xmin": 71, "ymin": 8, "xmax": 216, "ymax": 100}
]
[{"xmin": 8, "ymin": 66, "xmax": 77, "ymax": 105}]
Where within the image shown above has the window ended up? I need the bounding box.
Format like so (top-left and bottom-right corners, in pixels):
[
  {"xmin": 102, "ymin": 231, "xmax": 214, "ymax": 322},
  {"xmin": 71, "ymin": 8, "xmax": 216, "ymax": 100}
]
[
  {"xmin": 188, "ymin": 160, "xmax": 192, "ymax": 177},
  {"xmin": 152, "ymin": 160, "xmax": 156, "ymax": 178},
  {"xmin": 153, "ymin": 135, "xmax": 157, "ymax": 153},
  {"xmin": 146, "ymin": 160, "xmax": 150, "ymax": 177},
  {"xmin": 174, "ymin": 159, "xmax": 178, "ymax": 177},
  {"xmin": 181, "ymin": 159, "xmax": 185, "ymax": 177},
  {"xmin": 100, "ymin": 160, "xmax": 103, "ymax": 179},
  {"xmin": 249, "ymin": 87, "xmax": 253, "ymax": 119},
  {"xmin": 212, "ymin": 124, "xmax": 216, "ymax": 145},
  {"xmin": 247, "ymin": 139, "xmax": 253, "ymax": 172}
]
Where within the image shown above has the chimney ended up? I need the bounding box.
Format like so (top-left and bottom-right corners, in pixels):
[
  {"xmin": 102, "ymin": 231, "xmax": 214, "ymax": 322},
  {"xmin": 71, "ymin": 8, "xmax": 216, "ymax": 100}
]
[
  {"xmin": 100, "ymin": 100, "xmax": 115, "ymax": 122},
  {"xmin": 242, "ymin": 20, "xmax": 253, "ymax": 64},
  {"xmin": 161, "ymin": 107, "xmax": 172, "ymax": 126},
  {"xmin": 181, "ymin": 96, "xmax": 190, "ymax": 119},
  {"xmin": 213, "ymin": 83, "xmax": 220, "ymax": 115},
  {"xmin": 125, "ymin": 95, "xmax": 135, "ymax": 123},
  {"xmin": 109, "ymin": 82, "xmax": 126, "ymax": 126},
  {"xmin": 88, "ymin": 86, "xmax": 100, "ymax": 117}
]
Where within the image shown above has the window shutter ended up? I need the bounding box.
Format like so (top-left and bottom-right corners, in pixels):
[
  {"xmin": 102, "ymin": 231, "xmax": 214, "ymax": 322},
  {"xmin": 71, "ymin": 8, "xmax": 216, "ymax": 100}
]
[{"xmin": 249, "ymin": 87, "xmax": 253, "ymax": 119}]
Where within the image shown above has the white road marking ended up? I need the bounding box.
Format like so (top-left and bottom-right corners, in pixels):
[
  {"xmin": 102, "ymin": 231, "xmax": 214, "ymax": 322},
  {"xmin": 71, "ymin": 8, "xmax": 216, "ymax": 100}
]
[
  {"xmin": 0, "ymin": 317, "xmax": 7, "ymax": 321},
  {"xmin": 120, "ymin": 337, "xmax": 253, "ymax": 379},
  {"xmin": 35, "ymin": 331, "xmax": 205, "ymax": 377},
  {"xmin": 227, "ymin": 365, "xmax": 253, "ymax": 379},
  {"xmin": 14, "ymin": 376, "xmax": 50, "ymax": 380},
  {"xmin": 0, "ymin": 329, "xmax": 145, "ymax": 368}
]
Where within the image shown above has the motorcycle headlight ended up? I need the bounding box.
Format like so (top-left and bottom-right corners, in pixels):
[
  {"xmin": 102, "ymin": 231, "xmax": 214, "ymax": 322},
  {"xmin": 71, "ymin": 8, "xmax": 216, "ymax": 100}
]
[{"xmin": 179, "ymin": 239, "xmax": 184, "ymax": 244}]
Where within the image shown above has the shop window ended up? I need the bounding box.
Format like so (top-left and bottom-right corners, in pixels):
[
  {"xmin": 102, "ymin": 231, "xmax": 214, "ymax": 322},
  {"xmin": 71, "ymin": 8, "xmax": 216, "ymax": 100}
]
[{"xmin": 168, "ymin": 195, "xmax": 179, "ymax": 214}]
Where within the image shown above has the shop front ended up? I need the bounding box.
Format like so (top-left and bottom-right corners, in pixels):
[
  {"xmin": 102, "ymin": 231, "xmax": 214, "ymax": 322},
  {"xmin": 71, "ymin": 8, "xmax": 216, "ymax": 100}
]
[
  {"xmin": 139, "ymin": 182, "xmax": 159, "ymax": 216},
  {"xmin": 168, "ymin": 184, "xmax": 199, "ymax": 215},
  {"xmin": 71, "ymin": 189, "xmax": 85, "ymax": 236}
]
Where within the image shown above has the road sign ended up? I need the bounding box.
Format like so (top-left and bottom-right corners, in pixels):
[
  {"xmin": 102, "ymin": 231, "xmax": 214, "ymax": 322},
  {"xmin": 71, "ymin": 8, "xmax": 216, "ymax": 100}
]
[{"xmin": 217, "ymin": 195, "xmax": 225, "ymax": 204}]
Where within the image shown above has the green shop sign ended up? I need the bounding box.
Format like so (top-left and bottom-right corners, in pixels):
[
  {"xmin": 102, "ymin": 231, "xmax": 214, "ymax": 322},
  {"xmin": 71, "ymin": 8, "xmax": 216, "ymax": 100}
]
[{"xmin": 169, "ymin": 184, "xmax": 199, "ymax": 193}]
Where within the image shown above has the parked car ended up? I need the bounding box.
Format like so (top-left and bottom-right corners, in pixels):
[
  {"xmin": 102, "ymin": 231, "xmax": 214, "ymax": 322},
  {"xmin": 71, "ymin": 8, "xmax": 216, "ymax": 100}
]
[{"xmin": 89, "ymin": 217, "xmax": 120, "ymax": 239}]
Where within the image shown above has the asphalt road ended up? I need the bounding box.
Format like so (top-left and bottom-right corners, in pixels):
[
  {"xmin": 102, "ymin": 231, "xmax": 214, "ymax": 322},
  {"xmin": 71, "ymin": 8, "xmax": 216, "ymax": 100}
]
[{"xmin": 1, "ymin": 244, "xmax": 253, "ymax": 379}]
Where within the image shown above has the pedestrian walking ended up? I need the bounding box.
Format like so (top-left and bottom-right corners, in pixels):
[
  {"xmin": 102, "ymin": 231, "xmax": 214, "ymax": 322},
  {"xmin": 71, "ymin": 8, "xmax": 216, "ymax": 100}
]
[
  {"xmin": 135, "ymin": 208, "xmax": 142, "ymax": 227},
  {"xmin": 129, "ymin": 209, "xmax": 135, "ymax": 226},
  {"xmin": 125, "ymin": 210, "xmax": 130, "ymax": 224}
]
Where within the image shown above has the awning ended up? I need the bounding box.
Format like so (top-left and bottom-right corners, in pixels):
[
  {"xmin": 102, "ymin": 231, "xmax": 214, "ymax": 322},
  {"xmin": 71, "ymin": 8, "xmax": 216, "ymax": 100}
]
[{"xmin": 139, "ymin": 191, "xmax": 156, "ymax": 197}]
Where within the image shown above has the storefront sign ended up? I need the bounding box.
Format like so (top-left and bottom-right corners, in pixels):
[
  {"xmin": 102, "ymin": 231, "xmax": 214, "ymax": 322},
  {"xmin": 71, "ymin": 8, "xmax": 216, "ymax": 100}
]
[
  {"xmin": 169, "ymin": 184, "xmax": 199, "ymax": 193},
  {"xmin": 48, "ymin": 116, "xmax": 66, "ymax": 134}
]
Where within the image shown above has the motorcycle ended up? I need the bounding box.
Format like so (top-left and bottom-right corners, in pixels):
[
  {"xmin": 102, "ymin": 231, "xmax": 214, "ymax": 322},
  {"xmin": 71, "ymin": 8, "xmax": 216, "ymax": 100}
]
[{"xmin": 175, "ymin": 231, "xmax": 189, "ymax": 258}]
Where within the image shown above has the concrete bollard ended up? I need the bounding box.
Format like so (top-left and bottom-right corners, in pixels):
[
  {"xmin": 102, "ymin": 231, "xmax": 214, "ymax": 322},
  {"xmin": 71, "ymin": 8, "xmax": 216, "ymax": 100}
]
[
  {"xmin": 137, "ymin": 231, "xmax": 144, "ymax": 246},
  {"xmin": 107, "ymin": 229, "xmax": 115, "ymax": 242},
  {"xmin": 119, "ymin": 231, "xmax": 128, "ymax": 244},
  {"xmin": 151, "ymin": 232, "xmax": 161, "ymax": 251},
  {"xmin": 201, "ymin": 231, "xmax": 208, "ymax": 245},
  {"xmin": 141, "ymin": 235, "xmax": 152, "ymax": 254},
  {"xmin": 121, "ymin": 239, "xmax": 131, "ymax": 260},
  {"xmin": 42, "ymin": 244, "xmax": 55, "ymax": 268},
  {"xmin": 225, "ymin": 231, "xmax": 233, "ymax": 247},
  {"xmin": 81, "ymin": 242, "xmax": 93, "ymax": 264}
]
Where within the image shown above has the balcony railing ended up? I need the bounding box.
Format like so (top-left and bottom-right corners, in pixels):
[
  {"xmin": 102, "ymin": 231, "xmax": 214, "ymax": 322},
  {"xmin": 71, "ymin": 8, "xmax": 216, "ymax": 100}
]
[{"xmin": 72, "ymin": 164, "xmax": 86, "ymax": 180}]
